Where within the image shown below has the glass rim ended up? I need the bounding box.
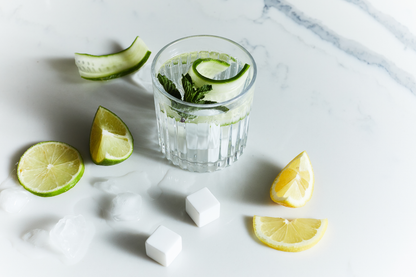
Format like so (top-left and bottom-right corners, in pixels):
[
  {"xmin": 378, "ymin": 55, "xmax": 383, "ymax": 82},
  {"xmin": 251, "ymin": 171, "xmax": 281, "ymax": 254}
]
[{"xmin": 151, "ymin": 34, "xmax": 257, "ymax": 108}]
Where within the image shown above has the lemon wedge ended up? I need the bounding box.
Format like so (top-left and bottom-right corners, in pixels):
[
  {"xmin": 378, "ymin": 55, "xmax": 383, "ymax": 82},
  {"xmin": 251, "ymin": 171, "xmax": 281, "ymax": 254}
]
[
  {"xmin": 253, "ymin": 216, "xmax": 328, "ymax": 252},
  {"xmin": 270, "ymin": 151, "xmax": 314, "ymax": 208}
]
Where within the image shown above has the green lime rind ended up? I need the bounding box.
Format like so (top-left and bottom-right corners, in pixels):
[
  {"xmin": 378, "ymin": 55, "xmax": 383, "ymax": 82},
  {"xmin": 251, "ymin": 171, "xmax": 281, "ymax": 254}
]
[
  {"xmin": 16, "ymin": 141, "xmax": 85, "ymax": 197},
  {"xmin": 75, "ymin": 36, "xmax": 151, "ymax": 81},
  {"xmin": 89, "ymin": 106, "xmax": 134, "ymax": 166}
]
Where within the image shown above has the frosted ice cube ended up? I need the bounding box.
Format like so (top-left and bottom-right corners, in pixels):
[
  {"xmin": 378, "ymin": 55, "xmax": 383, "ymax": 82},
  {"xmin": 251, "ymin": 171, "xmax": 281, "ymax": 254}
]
[
  {"xmin": 0, "ymin": 187, "xmax": 30, "ymax": 213},
  {"xmin": 18, "ymin": 229, "xmax": 51, "ymax": 259},
  {"xmin": 22, "ymin": 229, "xmax": 49, "ymax": 247},
  {"xmin": 158, "ymin": 169, "xmax": 195, "ymax": 196},
  {"xmin": 49, "ymin": 215, "xmax": 94, "ymax": 259},
  {"xmin": 94, "ymin": 171, "xmax": 159, "ymax": 200},
  {"xmin": 109, "ymin": 192, "xmax": 142, "ymax": 221},
  {"xmin": 0, "ymin": 171, "xmax": 20, "ymax": 190},
  {"xmin": 93, "ymin": 179, "xmax": 121, "ymax": 194}
]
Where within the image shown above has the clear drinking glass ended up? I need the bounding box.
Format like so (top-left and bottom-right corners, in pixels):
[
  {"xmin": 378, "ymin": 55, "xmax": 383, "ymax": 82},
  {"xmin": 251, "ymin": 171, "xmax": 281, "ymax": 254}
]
[{"xmin": 151, "ymin": 35, "xmax": 257, "ymax": 172}]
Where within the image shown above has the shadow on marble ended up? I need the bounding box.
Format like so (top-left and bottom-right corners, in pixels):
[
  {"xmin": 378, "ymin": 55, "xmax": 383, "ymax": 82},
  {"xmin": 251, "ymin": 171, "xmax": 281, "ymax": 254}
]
[
  {"xmin": 45, "ymin": 57, "xmax": 84, "ymax": 84},
  {"xmin": 40, "ymin": 56, "xmax": 163, "ymax": 164},
  {"xmin": 107, "ymin": 231, "xmax": 150, "ymax": 260},
  {"xmin": 151, "ymin": 191, "xmax": 191, "ymax": 225},
  {"xmin": 19, "ymin": 215, "xmax": 62, "ymax": 237},
  {"xmin": 243, "ymin": 215, "xmax": 264, "ymax": 247},
  {"xmin": 228, "ymin": 157, "xmax": 283, "ymax": 206},
  {"xmin": 8, "ymin": 141, "xmax": 38, "ymax": 174}
]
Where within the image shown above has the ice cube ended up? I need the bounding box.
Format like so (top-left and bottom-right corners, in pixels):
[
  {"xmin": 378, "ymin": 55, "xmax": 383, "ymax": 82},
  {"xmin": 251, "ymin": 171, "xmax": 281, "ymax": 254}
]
[
  {"xmin": 94, "ymin": 171, "xmax": 158, "ymax": 200},
  {"xmin": 0, "ymin": 171, "xmax": 20, "ymax": 190},
  {"xmin": 93, "ymin": 179, "xmax": 121, "ymax": 194},
  {"xmin": 22, "ymin": 229, "xmax": 49, "ymax": 247},
  {"xmin": 145, "ymin": 225, "xmax": 182, "ymax": 267},
  {"xmin": 0, "ymin": 187, "xmax": 30, "ymax": 213},
  {"xmin": 17, "ymin": 229, "xmax": 51, "ymax": 259},
  {"xmin": 49, "ymin": 215, "xmax": 94, "ymax": 259},
  {"xmin": 158, "ymin": 169, "xmax": 195, "ymax": 196},
  {"xmin": 109, "ymin": 192, "xmax": 142, "ymax": 221},
  {"xmin": 186, "ymin": 187, "xmax": 220, "ymax": 227}
]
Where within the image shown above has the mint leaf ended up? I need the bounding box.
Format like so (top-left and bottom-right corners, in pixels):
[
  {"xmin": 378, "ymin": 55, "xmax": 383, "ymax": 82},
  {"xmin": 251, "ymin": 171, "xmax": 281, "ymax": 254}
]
[
  {"xmin": 181, "ymin": 73, "xmax": 195, "ymax": 102},
  {"xmin": 182, "ymin": 73, "xmax": 213, "ymax": 103},
  {"xmin": 197, "ymin": 100, "xmax": 229, "ymax": 112},
  {"xmin": 157, "ymin": 73, "xmax": 181, "ymax": 100},
  {"xmin": 159, "ymin": 73, "xmax": 229, "ymax": 122}
]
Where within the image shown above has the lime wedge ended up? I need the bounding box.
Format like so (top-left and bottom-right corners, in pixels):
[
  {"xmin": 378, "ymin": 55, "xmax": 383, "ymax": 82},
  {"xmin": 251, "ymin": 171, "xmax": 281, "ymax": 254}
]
[
  {"xmin": 187, "ymin": 58, "xmax": 250, "ymax": 102},
  {"xmin": 17, "ymin": 141, "xmax": 85, "ymax": 197},
  {"xmin": 90, "ymin": 106, "xmax": 134, "ymax": 165},
  {"xmin": 75, "ymin": 36, "xmax": 151, "ymax": 81}
]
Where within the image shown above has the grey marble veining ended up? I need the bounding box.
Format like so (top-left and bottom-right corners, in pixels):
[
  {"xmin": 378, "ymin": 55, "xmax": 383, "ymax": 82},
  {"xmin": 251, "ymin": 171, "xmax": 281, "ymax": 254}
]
[
  {"xmin": 345, "ymin": 0, "xmax": 416, "ymax": 52},
  {"xmin": 263, "ymin": 0, "xmax": 416, "ymax": 94}
]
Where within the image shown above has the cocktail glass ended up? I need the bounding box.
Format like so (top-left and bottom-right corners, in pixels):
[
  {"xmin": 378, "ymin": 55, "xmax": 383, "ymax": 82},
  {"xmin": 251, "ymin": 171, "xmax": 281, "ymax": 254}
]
[{"xmin": 151, "ymin": 35, "xmax": 257, "ymax": 172}]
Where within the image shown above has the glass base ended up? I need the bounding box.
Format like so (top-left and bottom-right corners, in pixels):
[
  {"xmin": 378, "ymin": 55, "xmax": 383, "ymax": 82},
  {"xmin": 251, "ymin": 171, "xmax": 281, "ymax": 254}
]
[
  {"xmin": 162, "ymin": 145, "xmax": 245, "ymax": 173},
  {"xmin": 155, "ymin": 109, "xmax": 251, "ymax": 173}
]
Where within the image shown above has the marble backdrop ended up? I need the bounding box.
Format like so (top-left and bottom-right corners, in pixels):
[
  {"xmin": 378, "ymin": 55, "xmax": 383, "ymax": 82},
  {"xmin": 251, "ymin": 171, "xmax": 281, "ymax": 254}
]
[{"xmin": 0, "ymin": 0, "xmax": 415, "ymax": 276}]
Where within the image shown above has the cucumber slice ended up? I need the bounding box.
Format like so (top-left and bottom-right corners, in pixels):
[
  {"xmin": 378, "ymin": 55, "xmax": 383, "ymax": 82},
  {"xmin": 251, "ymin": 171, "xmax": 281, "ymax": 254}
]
[
  {"xmin": 192, "ymin": 58, "xmax": 230, "ymax": 78},
  {"xmin": 75, "ymin": 36, "xmax": 151, "ymax": 81},
  {"xmin": 188, "ymin": 58, "xmax": 250, "ymax": 103}
]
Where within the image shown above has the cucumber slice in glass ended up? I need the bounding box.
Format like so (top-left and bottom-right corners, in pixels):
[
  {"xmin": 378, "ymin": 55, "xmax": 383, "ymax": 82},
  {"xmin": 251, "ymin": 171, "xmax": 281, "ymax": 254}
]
[
  {"xmin": 188, "ymin": 58, "xmax": 250, "ymax": 102},
  {"xmin": 75, "ymin": 36, "xmax": 151, "ymax": 81}
]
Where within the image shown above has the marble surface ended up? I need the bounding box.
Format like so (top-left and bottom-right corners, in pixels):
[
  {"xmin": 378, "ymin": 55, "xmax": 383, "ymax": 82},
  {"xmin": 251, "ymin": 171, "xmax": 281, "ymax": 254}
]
[{"xmin": 1, "ymin": 0, "xmax": 415, "ymax": 276}]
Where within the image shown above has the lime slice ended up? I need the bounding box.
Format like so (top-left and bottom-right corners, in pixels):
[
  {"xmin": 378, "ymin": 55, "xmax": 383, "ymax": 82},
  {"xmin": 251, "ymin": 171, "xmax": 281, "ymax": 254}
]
[
  {"xmin": 90, "ymin": 106, "xmax": 134, "ymax": 165},
  {"xmin": 187, "ymin": 58, "xmax": 250, "ymax": 102},
  {"xmin": 17, "ymin": 141, "xmax": 85, "ymax": 197},
  {"xmin": 75, "ymin": 36, "xmax": 151, "ymax": 81}
]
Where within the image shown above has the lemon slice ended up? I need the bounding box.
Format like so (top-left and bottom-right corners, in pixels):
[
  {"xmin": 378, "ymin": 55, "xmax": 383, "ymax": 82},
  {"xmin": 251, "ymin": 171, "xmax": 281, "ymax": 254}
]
[
  {"xmin": 75, "ymin": 36, "xmax": 151, "ymax": 81},
  {"xmin": 90, "ymin": 106, "xmax": 134, "ymax": 165},
  {"xmin": 187, "ymin": 58, "xmax": 250, "ymax": 102},
  {"xmin": 253, "ymin": 216, "xmax": 328, "ymax": 252},
  {"xmin": 17, "ymin": 141, "xmax": 85, "ymax": 197},
  {"xmin": 270, "ymin": 151, "xmax": 314, "ymax": 208}
]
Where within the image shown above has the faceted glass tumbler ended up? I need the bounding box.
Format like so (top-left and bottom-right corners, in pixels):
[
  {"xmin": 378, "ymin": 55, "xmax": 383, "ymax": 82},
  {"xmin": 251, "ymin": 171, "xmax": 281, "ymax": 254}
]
[{"xmin": 151, "ymin": 35, "xmax": 257, "ymax": 172}]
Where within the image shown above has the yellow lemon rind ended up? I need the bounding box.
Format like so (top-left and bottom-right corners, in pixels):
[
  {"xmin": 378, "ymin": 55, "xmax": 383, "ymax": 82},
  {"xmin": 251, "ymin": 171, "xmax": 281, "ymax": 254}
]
[
  {"xmin": 270, "ymin": 151, "xmax": 314, "ymax": 208},
  {"xmin": 253, "ymin": 216, "xmax": 328, "ymax": 252}
]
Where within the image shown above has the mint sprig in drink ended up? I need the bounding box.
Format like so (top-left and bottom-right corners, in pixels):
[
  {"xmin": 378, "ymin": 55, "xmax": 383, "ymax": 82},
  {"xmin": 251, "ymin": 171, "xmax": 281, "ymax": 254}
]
[{"xmin": 151, "ymin": 35, "xmax": 257, "ymax": 172}]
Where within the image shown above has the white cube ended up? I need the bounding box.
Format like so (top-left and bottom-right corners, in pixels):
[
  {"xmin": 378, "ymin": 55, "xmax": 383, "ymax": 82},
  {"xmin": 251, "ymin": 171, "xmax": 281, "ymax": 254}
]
[
  {"xmin": 186, "ymin": 187, "xmax": 220, "ymax": 227},
  {"xmin": 145, "ymin": 225, "xmax": 182, "ymax": 267}
]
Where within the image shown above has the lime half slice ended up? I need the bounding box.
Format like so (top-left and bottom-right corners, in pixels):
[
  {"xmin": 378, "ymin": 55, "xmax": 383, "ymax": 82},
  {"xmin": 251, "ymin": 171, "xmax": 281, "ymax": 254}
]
[
  {"xmin": 75, "ymin": 36, "xmax": 151, "ymax": 81},
  {"xmin": 90, "ymin": 106, "xmax": 134, "ymax": 165},
  {"xmin": 187, "ymin": 58, "xmax": 250, "ymax": 102},
  {"xmin": 17, "ymin": 141, "xmax": 85, "ymax": 197}
]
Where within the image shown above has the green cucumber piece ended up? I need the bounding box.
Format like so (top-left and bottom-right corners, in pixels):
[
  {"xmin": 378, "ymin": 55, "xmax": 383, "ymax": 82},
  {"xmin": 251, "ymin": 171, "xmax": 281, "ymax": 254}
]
[
  {"xmin": 75, "ymin": 36, "xmax": 151, "ymax": 81},
  {"xmin": 188, "ymin": 58, "xmax": 250, "ymax": 102}
]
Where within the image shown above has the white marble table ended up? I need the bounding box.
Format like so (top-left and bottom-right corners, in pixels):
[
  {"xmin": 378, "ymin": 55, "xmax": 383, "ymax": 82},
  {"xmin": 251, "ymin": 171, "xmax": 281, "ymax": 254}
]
[{"xmin": 1, "ymin": 0, "xmax": 415, "ymax": 276}]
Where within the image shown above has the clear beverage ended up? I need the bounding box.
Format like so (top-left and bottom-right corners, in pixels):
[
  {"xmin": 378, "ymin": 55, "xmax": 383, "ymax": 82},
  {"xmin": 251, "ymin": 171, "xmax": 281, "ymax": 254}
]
[{"xmin": 151, "ymin": 36, "xmax": 257, "ymax": 172}]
